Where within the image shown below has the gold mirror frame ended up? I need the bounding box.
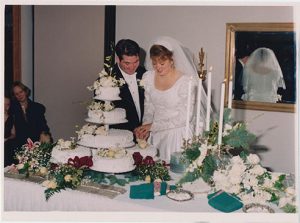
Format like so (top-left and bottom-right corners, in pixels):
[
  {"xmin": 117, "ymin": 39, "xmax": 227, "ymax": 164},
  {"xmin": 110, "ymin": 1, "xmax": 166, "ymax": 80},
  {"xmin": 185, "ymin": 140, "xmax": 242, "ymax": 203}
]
[{"xmin": 225, "ymin": 23, "xmax": 295, "ymax": 113}]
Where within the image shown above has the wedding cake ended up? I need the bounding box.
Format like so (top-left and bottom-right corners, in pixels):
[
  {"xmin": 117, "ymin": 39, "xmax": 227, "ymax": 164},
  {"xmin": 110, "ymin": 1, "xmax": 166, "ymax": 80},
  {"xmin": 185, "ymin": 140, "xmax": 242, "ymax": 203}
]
[
  {"xmin": 94, "ymin": 86, "xmax": 121, "ymax": 101},
  {"xmin": 86, "ymin": 101, "xmax": 127, "ymax": 124},
  {"xmin": 50, "ymin": 139, "xmax": 92, "ymax": 164},
  {"xmin": 126, "ymin": 139, "xmax": 157, "ymax": 158},
  {"xmin": 90, "ymin": 148, "xmax": 135, "ymax": 173},
  {"xmin": 77, "ymin": 124, "xmax": 135, "ymax": 148}
]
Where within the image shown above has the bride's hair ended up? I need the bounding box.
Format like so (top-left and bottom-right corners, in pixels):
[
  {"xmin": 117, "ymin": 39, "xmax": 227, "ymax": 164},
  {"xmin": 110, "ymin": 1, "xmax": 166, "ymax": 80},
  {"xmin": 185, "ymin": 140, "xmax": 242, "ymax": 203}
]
[{"xmin": 150, "ymin": 44, "xmax": 173, "ymax": 62}]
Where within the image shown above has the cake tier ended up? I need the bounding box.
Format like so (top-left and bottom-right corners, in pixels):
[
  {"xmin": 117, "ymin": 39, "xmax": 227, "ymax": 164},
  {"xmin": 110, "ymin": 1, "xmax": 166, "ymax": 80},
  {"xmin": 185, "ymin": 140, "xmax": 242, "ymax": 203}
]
[
  {"xmin": 50, "ymin": 145, "xmax": 92, "ymax": 164},
  {"xmin": 127, "ymin": 144, "xmax": 157, "ymax": 158},
  {"xmin": 90, "ymin": 148, "xmax": 135, "ymax": 173},
  {"xmin": 94, "ymin": 87, "xmax": 121, "ymax": 101},
  {"xmin": 77, "ymin": 128, "xmax": 135, "ymax": 148},
  {"xmin": 87, "ymin": 108, "xmax": 127, "ymax": 124}
]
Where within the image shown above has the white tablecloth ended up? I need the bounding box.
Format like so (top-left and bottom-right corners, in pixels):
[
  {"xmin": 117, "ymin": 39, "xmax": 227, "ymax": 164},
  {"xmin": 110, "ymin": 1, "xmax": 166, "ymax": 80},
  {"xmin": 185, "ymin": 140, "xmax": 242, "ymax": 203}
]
[
  {"xmin": 4, "ymin": 176, "xmax": 298, "ymax": 223},
  {"xmin": 4, "ymin": 176, "xmax": 218, "ymax": 212}
]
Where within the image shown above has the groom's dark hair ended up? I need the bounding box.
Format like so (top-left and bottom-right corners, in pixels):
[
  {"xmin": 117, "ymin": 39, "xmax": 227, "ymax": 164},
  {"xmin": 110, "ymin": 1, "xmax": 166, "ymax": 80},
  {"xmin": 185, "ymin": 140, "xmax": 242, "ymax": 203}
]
[{"xmin": 115, "ymin": 39, "xmax": 140, "ymax": 61}]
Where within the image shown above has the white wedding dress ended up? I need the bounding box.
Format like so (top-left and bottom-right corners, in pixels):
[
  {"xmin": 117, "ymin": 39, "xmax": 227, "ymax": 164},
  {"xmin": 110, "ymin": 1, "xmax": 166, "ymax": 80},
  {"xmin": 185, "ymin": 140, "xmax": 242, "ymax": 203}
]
[{"xmin": 142, "ymin": 71, "xmax": 202, "ymax": 162}]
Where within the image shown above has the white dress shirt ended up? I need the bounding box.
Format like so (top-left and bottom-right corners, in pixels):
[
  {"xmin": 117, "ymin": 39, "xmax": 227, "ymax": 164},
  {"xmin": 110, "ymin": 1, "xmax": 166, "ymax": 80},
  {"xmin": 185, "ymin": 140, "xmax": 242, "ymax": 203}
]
[{"xmin": 119, "ymin": 65, "xmax": 141, "ymax": 122}]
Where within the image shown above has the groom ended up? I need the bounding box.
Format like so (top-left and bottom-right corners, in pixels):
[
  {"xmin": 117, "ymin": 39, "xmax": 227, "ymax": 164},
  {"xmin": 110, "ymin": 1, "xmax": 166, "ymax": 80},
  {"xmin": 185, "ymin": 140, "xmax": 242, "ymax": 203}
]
[{"xmin": 110, "ymin": 39, "xmax": 147, "ymax": 134}]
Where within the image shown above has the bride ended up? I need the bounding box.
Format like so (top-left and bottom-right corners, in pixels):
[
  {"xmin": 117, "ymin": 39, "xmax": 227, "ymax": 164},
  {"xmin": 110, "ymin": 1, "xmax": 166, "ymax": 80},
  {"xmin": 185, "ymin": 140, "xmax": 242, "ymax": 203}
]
[{"xmin": 134, "ymin": 36, "xmax": 207, "ymax": 162}]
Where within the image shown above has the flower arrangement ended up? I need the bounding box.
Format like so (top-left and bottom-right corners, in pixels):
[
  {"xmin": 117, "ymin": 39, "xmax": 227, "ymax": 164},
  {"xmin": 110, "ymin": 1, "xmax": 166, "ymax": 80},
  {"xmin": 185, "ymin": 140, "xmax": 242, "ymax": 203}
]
[
  {"xmin": 42, "ymin": 156, "xmax": 93, "ymax": 200},
  {"xmin": 177, "ymin": 109, "xmax": 296, "ymax": 213},
  {"xmin": 87, "ymin": 55, "xmax": 125, "ymax": 91},
  {"xmin": 212, "ymin": 152, "xmax": 297, "ymax": 213},
  {"xmin": 13, "ymin": 138, "xmax": 54, "ymax": 177},
  {"xmin": 178, "ymin": 109, "xmax": 256, "ymax": 185},
  {"xmin": 132, "ymin": 152, "xmax": 171, "ymax": 182}
]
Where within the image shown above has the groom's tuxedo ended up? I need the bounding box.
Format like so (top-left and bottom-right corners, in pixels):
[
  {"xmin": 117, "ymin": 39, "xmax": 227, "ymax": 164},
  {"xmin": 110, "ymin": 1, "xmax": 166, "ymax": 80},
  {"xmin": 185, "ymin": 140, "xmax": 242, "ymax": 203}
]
[{"xmin": 110, "ymin": 65, "xmax": 146, "ymax": 132}]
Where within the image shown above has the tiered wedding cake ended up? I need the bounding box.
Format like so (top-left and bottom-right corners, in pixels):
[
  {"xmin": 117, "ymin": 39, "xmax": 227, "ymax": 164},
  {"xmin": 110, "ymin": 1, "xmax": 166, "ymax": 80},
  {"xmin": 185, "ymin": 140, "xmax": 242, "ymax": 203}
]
[{"xmin": 51, "ymin": 64, "xmax": 157, "ymax": 173}]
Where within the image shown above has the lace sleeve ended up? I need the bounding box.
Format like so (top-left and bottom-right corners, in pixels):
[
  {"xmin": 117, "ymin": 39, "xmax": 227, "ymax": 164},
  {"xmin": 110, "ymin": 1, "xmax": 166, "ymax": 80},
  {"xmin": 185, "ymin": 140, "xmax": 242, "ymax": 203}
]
[
  {"xmin": 150, "ymin": 76, "xmax": 197, "ymax": 132},
  {"xmin": 142, "ymin": 72, "xmax": 154, "ymax": 125}
]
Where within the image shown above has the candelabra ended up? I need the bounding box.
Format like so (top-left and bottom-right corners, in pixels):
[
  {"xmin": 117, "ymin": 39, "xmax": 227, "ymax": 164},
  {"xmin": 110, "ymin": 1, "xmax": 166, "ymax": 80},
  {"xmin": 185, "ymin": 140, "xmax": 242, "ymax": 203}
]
[{"xmin": 198, "ymin": 48, "xmax": 207, "ymax": 80}]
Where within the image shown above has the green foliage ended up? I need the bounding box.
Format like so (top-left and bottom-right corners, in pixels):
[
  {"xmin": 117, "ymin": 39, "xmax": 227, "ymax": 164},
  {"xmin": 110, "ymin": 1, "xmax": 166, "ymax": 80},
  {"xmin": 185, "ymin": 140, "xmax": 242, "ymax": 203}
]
[
  {"xmin": 45, "ymin": 187, "xmax": 63, "ymax": 201},
  {"xmin": 177, "ymin": 168, "xmax": 202, "ymax": 186},
  {"xmin": 106, "ymin": 175, "xmax": 128, "ymax": 186},
  {"xmin": 133, "ymin": 162, "xmax": 171, "ymax": 182},
  {"xmin": 223, "ymin": 123, "xmax": 256, "ymax": 149},
  {"xmin": 201, "ymin": 154, "xmax": 217, "ymax": 183},
  {"xmin": 273, "ymin": 174, "xmax": 286, "ymax": 190},
  {"xmin": 223, "ymin": 108, "xmax": 232, "ymax": 124},
  {"xmin": 281, "ymin": 203, "xmax": 297, "ymax": 213},
  {"xmin": 183, "ymin": 142, "xmax": 201, "ymax": 161}
]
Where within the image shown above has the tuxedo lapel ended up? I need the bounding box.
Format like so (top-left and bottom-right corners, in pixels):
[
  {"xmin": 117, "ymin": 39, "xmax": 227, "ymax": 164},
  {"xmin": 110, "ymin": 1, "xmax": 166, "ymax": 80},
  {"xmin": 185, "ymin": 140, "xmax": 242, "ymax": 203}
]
[{"xmin": 113, "ymin": 65, "xmax": 140, "ymax": 121}]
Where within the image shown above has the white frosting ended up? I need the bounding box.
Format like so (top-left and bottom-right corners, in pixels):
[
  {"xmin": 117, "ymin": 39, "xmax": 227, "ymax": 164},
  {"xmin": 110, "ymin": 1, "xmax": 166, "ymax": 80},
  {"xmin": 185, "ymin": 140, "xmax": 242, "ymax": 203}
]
[
  {"xmin": 91, "ymin": 148, "xmax": 135, "ymax": 173},
  {"xmin": 87, "ymin": 108, "xmax": 127, "ymax": 124},
  {"xmin": 51, "ymin": 145, "xmax": 92, "ymax": 164},
  {"xmin": 127, "ymin": 144, "xmax": 157, "ymax": 158},
  {"xmin": 94, "ymin": 87, "xmax": 120, "ymax": 100},
  {"xmin": 77, "ymin": 128, "xmax": 134, "ymax": 148}
]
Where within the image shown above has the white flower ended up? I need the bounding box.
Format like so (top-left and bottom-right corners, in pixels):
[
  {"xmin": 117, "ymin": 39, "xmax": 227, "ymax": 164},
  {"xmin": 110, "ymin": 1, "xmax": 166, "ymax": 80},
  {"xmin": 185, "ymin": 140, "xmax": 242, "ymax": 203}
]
[
  {"xmin": 230, "ymin": 156, "xmax": 244, "ymax": 165},
  {"xmin": 228, "ymin": 185, "xmax": 241, "ymax": 194},
  {"xmin": 278, "ymin": 197, "xmax": 290, "ymax": 208},
  {"xmin": 39, "ymin": 167, "xmax": 48, "ymax": 175},
  {"xmin": 100, "ymin": 76, "xmax": 114, "ymax": 87},
  {"xmin": 222, "ymin": 124, "xmax": 232, "ymax": 136},
  {"xmin": 99, "ymin": 69, "xmax": 108, "ymax": 78},
  {"xmin": 42, "ymin": 180, "xmax": 50, "ymax": 187},
  {"xmin": 247, "ymin": 154, "xmax": 260, "ymax": 165},
  {"xmin": 103, "ymin": 101, "xmax": 114, "ymax": 111},
  {"xmin": 95, "ymin": 126, "xmax": 107, "ymax": 136},
  {"xmin": 64, "ymin": 174, "xmax": 72, "ymax": 182},
  {"xmin": 229, "ymin": 175, "xmax": 242, "ymax": 185},
  {"xmin": 48, "ymin": 180, "xmax": 58, "ymax": 189},
  {"xmin": 285, "ymin": 187, "xmax": 296, "ymax": 195},
  {"xmin": 262, "ymin": 178, "xmax": 273, "ymax": 188},
  {"xmin": 249, "ymin": 165, "xmax": 266, "ymax": 176},
  {"xmin": 17, "ymin": 163, "xmax": 24, "ymax": 170}
]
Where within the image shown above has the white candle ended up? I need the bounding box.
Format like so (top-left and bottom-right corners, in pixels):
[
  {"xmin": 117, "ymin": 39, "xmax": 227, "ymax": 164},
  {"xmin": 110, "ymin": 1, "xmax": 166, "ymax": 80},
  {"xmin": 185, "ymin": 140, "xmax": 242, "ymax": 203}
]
[
  {"xmin": 185, "ymin": 79, "xmax": 192, "ymax": 140},
  {"xmin": 195, "ymin": 78, "xmax": 203, "ymax": 136},
  {"xmin": 228, "ymin": 77, "xmax": 233, "ymax": 109},
  {"xmin": 218, "ymin": 80, "xmax": 226, "ymax": 146},
  {"xmin": 205, "ymin": 66, "xmax": 212, "ymax": 131}
]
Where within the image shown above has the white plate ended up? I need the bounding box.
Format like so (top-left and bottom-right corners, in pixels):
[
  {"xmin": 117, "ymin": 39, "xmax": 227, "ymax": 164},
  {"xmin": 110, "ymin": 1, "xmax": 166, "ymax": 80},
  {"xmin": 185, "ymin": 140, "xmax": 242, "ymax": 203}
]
[{"xmin": 85, "ymin": 118, "xmax": 128, "ymax": 125}]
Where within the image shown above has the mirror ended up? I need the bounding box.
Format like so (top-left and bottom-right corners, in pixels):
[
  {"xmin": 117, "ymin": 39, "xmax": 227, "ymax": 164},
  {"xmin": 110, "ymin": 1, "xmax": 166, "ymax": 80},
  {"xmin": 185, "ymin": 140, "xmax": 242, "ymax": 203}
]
[{"xmin": 225, "ymin": 23, "xmax": 296, "ymax": 112}]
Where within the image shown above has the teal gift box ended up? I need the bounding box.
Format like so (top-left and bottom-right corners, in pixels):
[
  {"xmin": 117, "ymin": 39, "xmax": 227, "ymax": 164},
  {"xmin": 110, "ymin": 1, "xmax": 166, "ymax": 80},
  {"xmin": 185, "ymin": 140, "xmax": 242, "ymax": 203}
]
[
  {"xmin": 129, "ymin": 182, "xmax": 172, "ymax": 199},
  {"xmin": 130, "ymin": 183, "xmax": 154, "ymax": 199},
  {"xmin": 207, "ymin": 190, "xmax": 243, "ymax": 212}
]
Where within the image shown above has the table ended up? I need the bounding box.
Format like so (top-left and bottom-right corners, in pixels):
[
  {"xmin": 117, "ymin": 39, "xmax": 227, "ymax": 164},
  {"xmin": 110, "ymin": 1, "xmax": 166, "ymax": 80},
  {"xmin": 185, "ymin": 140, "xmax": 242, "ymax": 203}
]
[{"xmin": 4, "ymin": 176, "xmax": 298, "ymax": 223}]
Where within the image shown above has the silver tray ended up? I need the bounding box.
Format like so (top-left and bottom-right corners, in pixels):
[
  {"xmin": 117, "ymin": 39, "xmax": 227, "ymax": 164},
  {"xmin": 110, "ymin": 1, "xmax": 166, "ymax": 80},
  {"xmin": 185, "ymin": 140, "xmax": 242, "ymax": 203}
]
[
  {"xmin": 166, "ymin": 189, "xmax": 194, "ymax": 202},
  {"xmin": 243, "ymin": 203, "xmax": 275, "ymax": 213}
]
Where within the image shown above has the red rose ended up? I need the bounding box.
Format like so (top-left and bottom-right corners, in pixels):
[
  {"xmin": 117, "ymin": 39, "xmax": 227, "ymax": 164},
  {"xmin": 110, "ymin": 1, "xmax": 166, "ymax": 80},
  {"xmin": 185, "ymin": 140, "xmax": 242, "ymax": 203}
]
[
  {"xmin": 143, "ymin": 156, "xmax": 155, "ymax": 165},
  {"xmin": 132, "ymin": 152, "xmax": 143, "ymax": 166}
]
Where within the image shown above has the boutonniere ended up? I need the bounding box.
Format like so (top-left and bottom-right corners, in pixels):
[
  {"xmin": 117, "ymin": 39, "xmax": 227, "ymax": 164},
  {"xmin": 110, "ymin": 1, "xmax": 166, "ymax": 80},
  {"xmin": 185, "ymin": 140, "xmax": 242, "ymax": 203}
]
[{"xmin": 137, "ymin": 79, "xmax": 145, "ymax": 89}]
